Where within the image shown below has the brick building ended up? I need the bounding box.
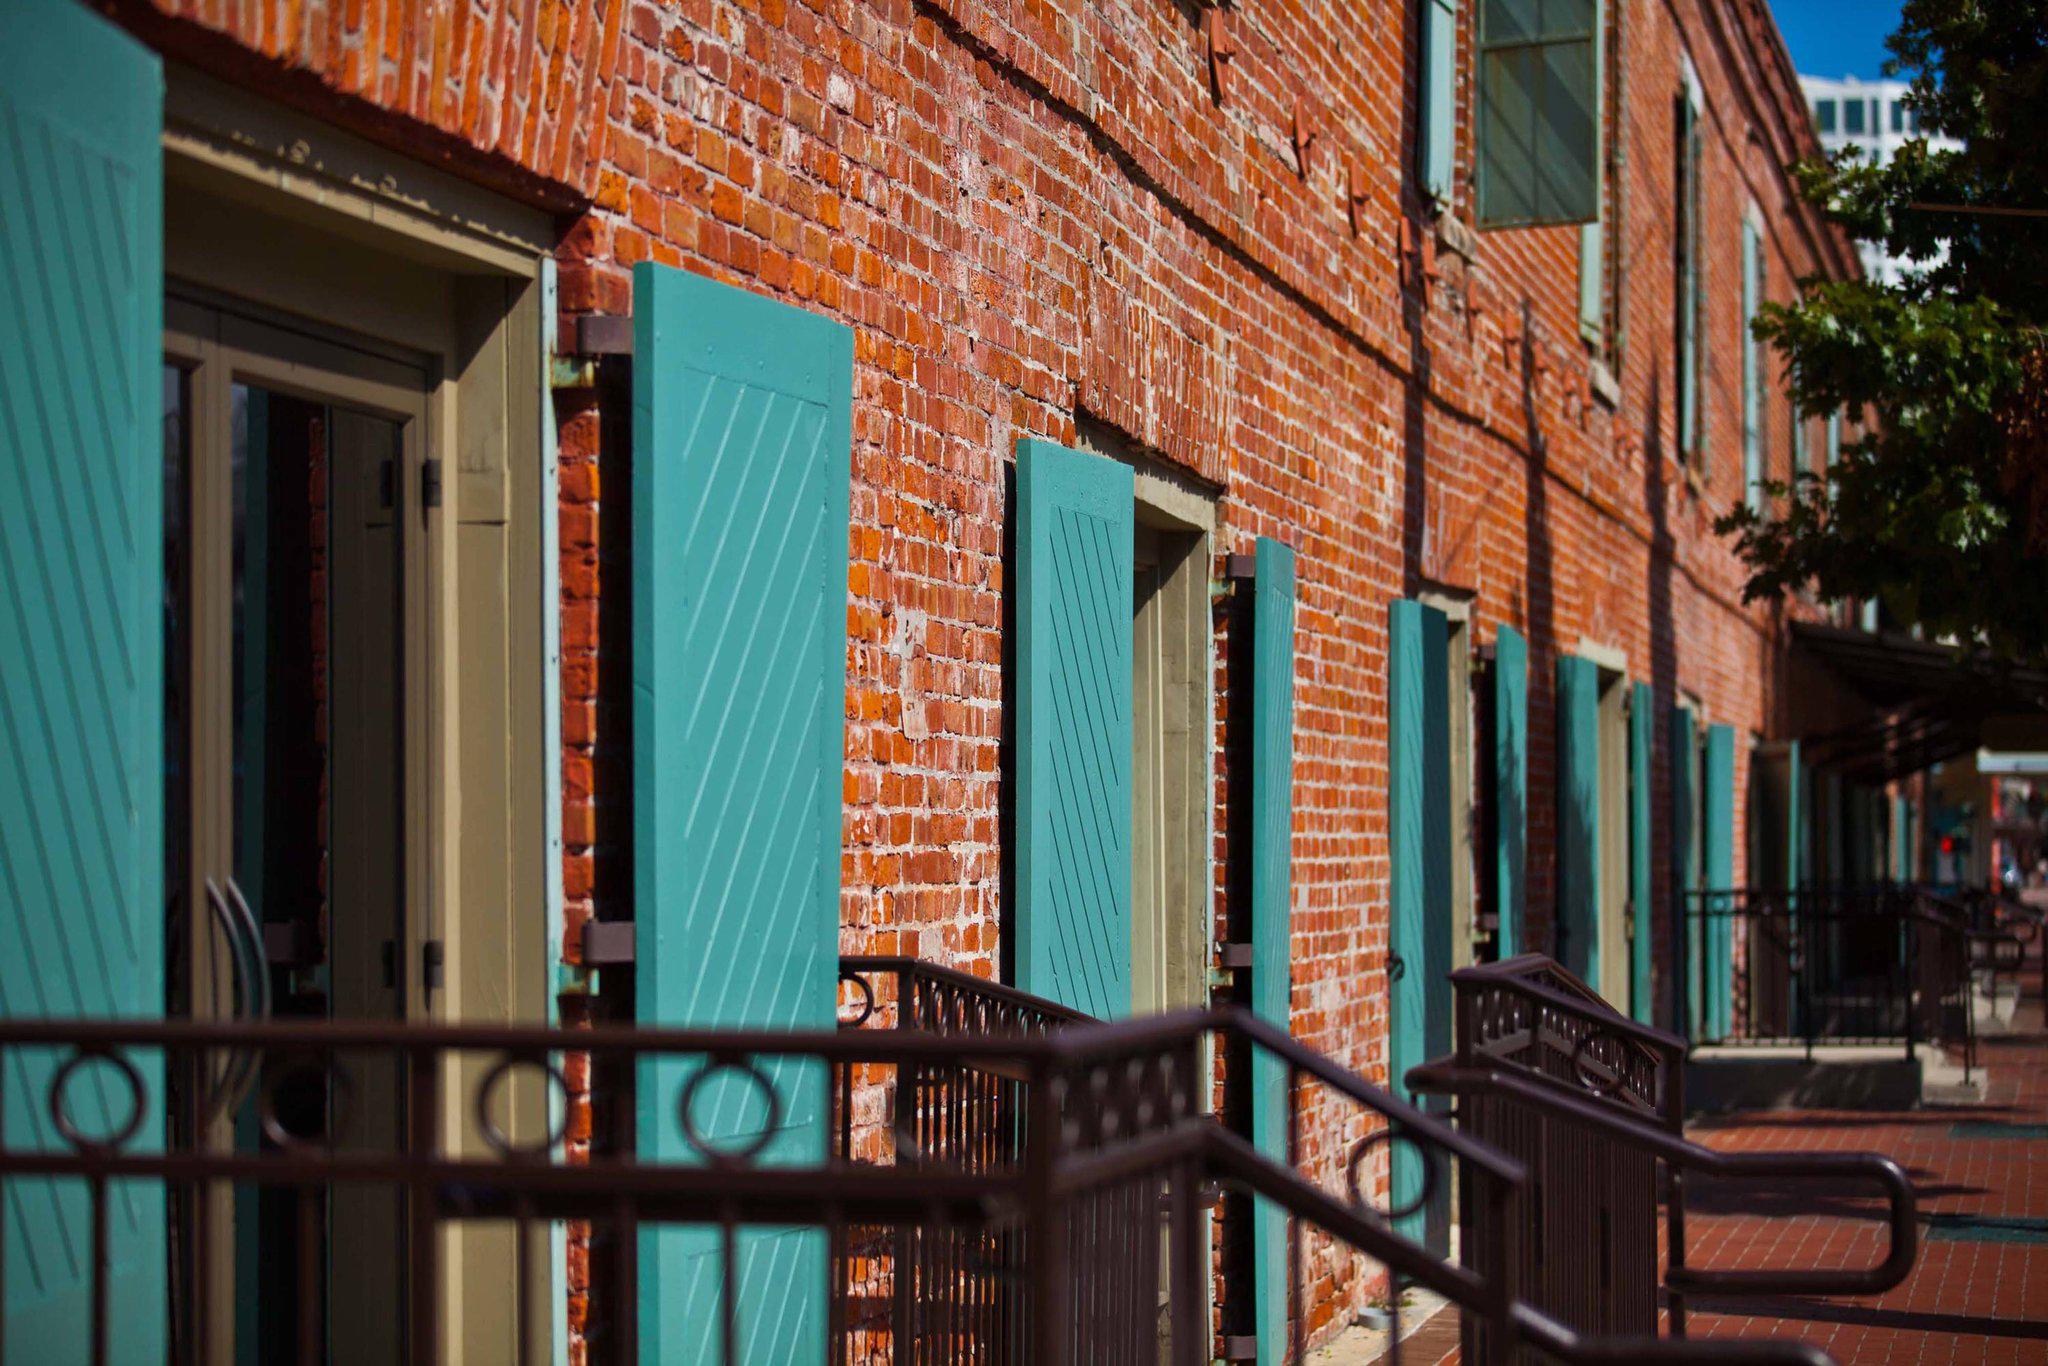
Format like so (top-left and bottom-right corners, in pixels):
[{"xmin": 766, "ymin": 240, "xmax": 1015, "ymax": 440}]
[{"xmin": 1, "ymin": 0, "xmax": 1913, "ymax": 1359}]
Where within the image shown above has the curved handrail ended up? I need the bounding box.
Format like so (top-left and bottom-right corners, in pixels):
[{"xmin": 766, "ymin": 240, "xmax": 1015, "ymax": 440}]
[
  {"xmin": 1189, "ymin": 1124, "xmax": 1834, "ymax": 1365},
  {"xmin": 838, "ymin": 954, "xmax": 1089, "ymax": 1026},
  {"xmin": 1408, "ymin": 1061, "xmax": 1917, "ymax": 1297}
]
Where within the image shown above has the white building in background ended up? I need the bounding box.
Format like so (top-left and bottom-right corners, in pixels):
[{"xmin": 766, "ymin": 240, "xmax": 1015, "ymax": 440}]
[{"xmin": 1798, "ymin": 74, "xmax": 1965, "ymax": 284}]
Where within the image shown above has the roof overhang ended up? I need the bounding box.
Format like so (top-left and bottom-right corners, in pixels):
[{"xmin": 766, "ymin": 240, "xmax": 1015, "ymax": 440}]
[{"xmin": 1791, "ymin": 623, "xmax": 2048, "ymax": 783}]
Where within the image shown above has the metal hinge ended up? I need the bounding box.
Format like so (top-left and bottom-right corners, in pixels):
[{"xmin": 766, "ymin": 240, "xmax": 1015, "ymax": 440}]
[
  {"xmin": 422, "ymin": 940, "xmax": 445, "ymax": 992},
  {"xmin": 421, "ymin": 459, "xmax": 443, "ymax": 510}
]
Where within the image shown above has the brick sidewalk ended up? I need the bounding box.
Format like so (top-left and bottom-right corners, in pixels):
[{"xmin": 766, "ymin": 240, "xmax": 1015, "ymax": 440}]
[{"xmin": 1677, "ymin": 976, "xmax": 2048, "ymax": 1364}]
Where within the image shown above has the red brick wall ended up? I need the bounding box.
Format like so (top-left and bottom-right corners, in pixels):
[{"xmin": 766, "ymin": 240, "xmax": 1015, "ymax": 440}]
[{"xmin": 122, "ymin": 0, "xmax": 1854, "ymax": 1351}]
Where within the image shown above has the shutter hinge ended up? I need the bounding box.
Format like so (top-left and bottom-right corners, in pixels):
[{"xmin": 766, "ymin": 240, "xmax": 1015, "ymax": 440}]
[
  {"xmin": 422, "ymin": 939, "xmax": 445, "ymax": 992},
  {"xmin": 422, "ymin": 459, "xmax": 443, "ymax": 510}
]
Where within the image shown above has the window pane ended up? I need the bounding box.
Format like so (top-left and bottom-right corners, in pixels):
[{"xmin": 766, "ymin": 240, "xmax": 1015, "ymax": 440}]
[
  {"xmin": 1890, "ymin": 101, "xmax": 1903, "ymax": 133},
  {"xmin": 1478, "ymin": 36, "xmax": 1597, "ymax": 226},
  {"xmin": 1483, "ymin": 0, "xmax": 1593, "ymax": 42},
  {"xmin": 1844, "ymin": 99, "xmax": 1865, "ymax": 133},
  {"xmin": 1815, "ymin": 99, "xmax": 1836, "ymax": 133}
]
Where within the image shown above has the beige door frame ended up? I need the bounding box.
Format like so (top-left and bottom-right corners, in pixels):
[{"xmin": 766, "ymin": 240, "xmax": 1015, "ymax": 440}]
[{"xmin": 163, "ymin": 66, "xmax": 553, "ymax": 1365}]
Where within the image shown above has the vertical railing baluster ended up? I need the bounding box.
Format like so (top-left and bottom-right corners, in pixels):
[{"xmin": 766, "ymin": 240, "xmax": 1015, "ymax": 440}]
[
  {"xmin": 90, "ymin": 1174, "xmax": 109, "ymax": 1366},
  {"xmin": 410, "ymin": 1044, "xmax": 441, "ymax": 1366},
  {"xmin": 616, "ymin": 1192, "xmax": 640, "ymax": 1364},
  {"xmin": 296, "ymin": 1185, "xmax": 321, "ymax": 1366},
  {"xmin": 515, "ymin": 1195, "xmax": 535, "ymax": 1366},
  {"xmin": 719, "ymin": 1204, "xmax": 739, "ymax": 1366}
]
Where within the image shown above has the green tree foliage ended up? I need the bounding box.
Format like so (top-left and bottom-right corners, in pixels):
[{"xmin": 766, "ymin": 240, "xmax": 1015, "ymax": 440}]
[{"xmin": 1716, "ymin": 0, "xmax": 2048, "ymax": 661}]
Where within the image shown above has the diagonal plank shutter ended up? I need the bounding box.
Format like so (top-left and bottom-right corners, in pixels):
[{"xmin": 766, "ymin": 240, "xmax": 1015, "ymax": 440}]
[
  {"xmin": 0, "ymin": 3, "xmax": 167, "ymax": 1358},
  {"xmin": 1388, "ymin": 599, "xmax": 1452, "ymax": 1253},
  {"xmin": 1555, "ymin": 655, "xmax": 1601, "ymax": 984},
  {"xmin": 1249, "ymin": 538, "xmax": 1295, "ymax": 1366},
  {"xmin": 1493, "ymin": 625, "xmax": 1528, "ymax": 957},
  {"xmin": 1014, "ymin": 439, "xmax": 1134, "ymax": 1018},
  {"xmin": 1670, "ymin": 706, "xmax": 1699, "ymax": 1037},
  {"xmin": 632, "ymin": 261, "xmax": 852, "ymax": 1362},
  {"xmin": 1703, "ymin": 724, "xmax": 1737, "ymax": 1040},
  {"xmin": 1628, "ymin": 683, "xmax": 1654, "ymax": 1023}
]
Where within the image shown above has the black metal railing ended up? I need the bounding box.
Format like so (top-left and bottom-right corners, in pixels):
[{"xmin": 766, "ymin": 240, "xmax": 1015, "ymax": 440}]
[
  {"xmin": 1681, "ymin": 885, "xmax": 2007, "ymax": 1076},
  {"xmin": 0, "ymin": 956, "xmax": 1854, "ymax": 1366},
  {"xmin": 1409, "ymin": 955, "xmax": 1916, "ymax": 1361}
]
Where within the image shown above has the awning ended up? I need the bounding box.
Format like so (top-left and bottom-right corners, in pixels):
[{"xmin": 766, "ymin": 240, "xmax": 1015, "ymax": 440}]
[{"xmin": 1792, "ymin": 623, "xmax": 2048, "ymax": 782}]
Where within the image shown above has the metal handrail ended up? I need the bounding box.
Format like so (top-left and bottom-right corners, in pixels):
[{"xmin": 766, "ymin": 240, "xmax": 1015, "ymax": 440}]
[
  {"xmin": 1050, "ymin": 1005, "xmax": 1528, "ymax": 1185},
  {"xmin": 1407, "ymin": 1063, "xmax": 1917, "ymax": 1296}
]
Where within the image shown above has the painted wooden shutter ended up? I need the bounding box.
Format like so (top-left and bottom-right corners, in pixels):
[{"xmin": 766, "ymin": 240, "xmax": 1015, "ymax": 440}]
[
  {"xmin": 1015, "ymin": 438, "xmax": 1134, "ymax": 1017},
  {"xmin": 1628, "ymin": 683, "xmax": 1654, "ymax": 1023},
  {"xmin": 1420, "ymin": 0, "xmax": 1459, "ymax": 205},
  {"xmin": 1493, "ymin": 625, "xmax": 1528, "ymax": 957},
  {"xmin": 1670, "ymin": 707, "xmax": 1699, "ymax": 1037},
  {"xmin": 1388, "ymin": 600, "xmax": 1452, "ymax": 1253},
  {"xmin": 631, "ymin": 261, "xmax": 851, "ymax": 1363},
  {"xmin": 1555, "ymin": 656, "xmax": 1601, "ymax": 985},
  {"xmin": 1703, "ymin": 725, "xmax": 1737, "ymax": 1040},
  {"xmin": 1249, "ymin": 538, "xmax": 1295, "ymax": 1366},
  {"xmin": 1741, "ymin": 216, "xmax": 1764, "ymax": 512},
  {"xmin": 1677, "ymin": 80, "xmax": 1705, "ymax": 460},
  {"xmin": 1476, "ymin": 0, "xmax": 1600, "ymax": 226},
  {"xmin": 1576, "ymin": 0, "xmax": 1607, "ymax": 339},
  {"xmin": 0, "ymin": 4, "xmax": 166, "ymax": 1359},
  {"xmin": 1892, "ymin": 795, "xmax": 1912, "ymax": 882}
]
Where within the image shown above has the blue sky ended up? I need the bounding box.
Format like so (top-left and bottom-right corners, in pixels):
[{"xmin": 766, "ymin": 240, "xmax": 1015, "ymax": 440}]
[{"xmin": 1770, "ymin": 0, "xmax": 1906, "ymax": 81}]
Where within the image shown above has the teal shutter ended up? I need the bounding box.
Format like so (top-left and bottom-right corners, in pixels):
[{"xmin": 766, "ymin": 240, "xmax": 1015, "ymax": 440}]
[
  {"xmin": 1703, "ymin": 725, "xmax": 1737, "ymax": 1039},
  {"xmin": 1677, "ymin": 82, "xmax": 1705, "ymax": 460},
  {"xmin": 632, "ymin": 262, "xmax": 851, "ymax": 1363},
  {"xmin": 1555, "ymin": 656, "xmax": 1600, "ymax": 984},
  {"xmin": 1477, "ymin": 0, "xmax": 1601, "ymax": 226},
  {"xmin": 1420, "ymin": 0, "xmax": 1459, "ymax": 205},
  {"xmin": 1, "ymin": 3, "xmax": 166, "ymax": 1360},
  {"xmin": 1250, "ymin": 539, "xmax": 1295, "ymax": 1366},
  {"xmin": 1388, "ymin": 601, "xmax": 1452, "ymax": 1253},
  {"xmin": 1576, "ymin": 0, "xmax": 1607, "ymax": 339},
  {"xmin": 1669, "ymin": 706, "xmax": 1698, "ymax": 1036},
  {"xmin": 1741, "ymin": 216, "xmax": 1764, "ymax": 512},
  {"xmin": 1628, "ymin": 683, "xmax": 1654, "ymax": 1023},
  {"xmin": 1015, "ymin": 438, "xmax": 1134, "ymax": 1017},
  {"xmin": 1493, "ymin": 625, "xmax": 1528, "ymax": 956}
]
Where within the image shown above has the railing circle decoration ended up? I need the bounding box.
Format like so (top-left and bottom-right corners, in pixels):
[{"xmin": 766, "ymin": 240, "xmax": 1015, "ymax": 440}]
[
  {"xmin": 1568, "ymin": 1026, "xmax": 1628, "ymax": 1098},
  {"xmin": 48, "ymin": 1045, "xmax": 148, "ymax": 1154},
  {"xmin": 260, "ymin": 1053, "xmax": 353, "ymax": 1153},
  {"xmin": 676, "ymin": 1056, "xmax": 782, "ymax": 1166},
  {"xmin": 1345, "ymin": 1124, "xmax": 1436, "ymax": 1222},
  {"xmin": 836, "ymin": 969, "xmax": 878, "ymax": 1028},
  {"xmin": 475, "ymin": 1052, "xmax": 573, "ymax": 1158}
]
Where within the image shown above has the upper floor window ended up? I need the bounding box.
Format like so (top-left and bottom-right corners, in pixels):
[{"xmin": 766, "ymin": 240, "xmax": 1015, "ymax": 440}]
[
  {"xmin": 1476, "ymin": 0, "xmax": 1601, "ymax": 227},
  {"xmin": 1814, "ymin": 99, "xmax": 1836, "ymax": 133},
  {"xmin": 1844, "ymin": 99, "xmax": 1866, "ymax": 134},
  {"xmin": 1890, "ymin": 100, "xmax": 1904, "ymax": 133}
]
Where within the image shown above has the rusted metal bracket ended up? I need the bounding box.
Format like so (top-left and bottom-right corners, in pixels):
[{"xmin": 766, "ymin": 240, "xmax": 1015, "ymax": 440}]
[
  {"xmin": 550, "ymin": 313, "xmax": 634, "ymax": 389},
  {"xmin": 582, "ymin": 919, "xmax": 637, "ymax": 966},
  {"xmin": 1292, "ymin": 101, "xmax": 1319, "ymax": 176},
  {"xmin": 1206, "ymin": 8, "xmax": 1237, "ymax": 102}
]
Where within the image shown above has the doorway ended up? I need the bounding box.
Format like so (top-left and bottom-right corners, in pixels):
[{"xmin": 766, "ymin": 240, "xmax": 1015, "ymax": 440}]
[{"xmin": 165, "ymin": 297, "xmax": 427, "ymax": 1361}]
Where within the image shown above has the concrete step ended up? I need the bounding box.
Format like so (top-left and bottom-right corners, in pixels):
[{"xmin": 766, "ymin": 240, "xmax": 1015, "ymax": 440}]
[{"xmin": 1686, "ymin": 1041, "xmax": 1980, "ymax": 1112}]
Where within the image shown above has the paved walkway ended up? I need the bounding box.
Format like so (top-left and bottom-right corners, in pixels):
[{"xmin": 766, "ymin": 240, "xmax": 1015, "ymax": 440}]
[
  {"xmin": 1679, "ymin": 952, "xmax": 2048, "ymax": 1364},
  {"xmin": 1337, "ymin": 925, "xmax": 2048, "ymax": 1365}
]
